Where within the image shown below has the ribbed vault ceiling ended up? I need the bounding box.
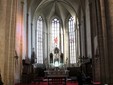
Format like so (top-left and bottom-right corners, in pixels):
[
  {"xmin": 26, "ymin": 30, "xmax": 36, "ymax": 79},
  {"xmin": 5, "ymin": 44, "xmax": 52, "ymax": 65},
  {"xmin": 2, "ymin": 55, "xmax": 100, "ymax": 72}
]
[{"xmin": 29, "ymin": 0, "xmax": 81, "ymax": 21}]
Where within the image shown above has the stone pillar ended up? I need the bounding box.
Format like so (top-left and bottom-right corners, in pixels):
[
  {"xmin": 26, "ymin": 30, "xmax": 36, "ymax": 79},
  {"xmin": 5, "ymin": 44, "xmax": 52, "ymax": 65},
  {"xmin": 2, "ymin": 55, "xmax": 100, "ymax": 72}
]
[
  {"xmin": 89, "ymin": 0, "xmax": 109, "ymax": 83},
  {"xmin": 104, "ymin": 0, "xmax": 113, "ymax": 84},
  {"xmin": 63, "ymin": 21, "xmax": 69, "ymax": 66},
  {"xmin": 89, "ymin": 0, "xmax": 101, "ymax": 82},
  {"xmin": 0, "ymin": 0, "xmax": 7, "ymax": 84},
  {"xmin": 98, "ymin": 0, "xmax": 110, "ymax": 84},
  {"xmin": 2, "ymin": 0, "xmax": 17, "ymax": 85}
]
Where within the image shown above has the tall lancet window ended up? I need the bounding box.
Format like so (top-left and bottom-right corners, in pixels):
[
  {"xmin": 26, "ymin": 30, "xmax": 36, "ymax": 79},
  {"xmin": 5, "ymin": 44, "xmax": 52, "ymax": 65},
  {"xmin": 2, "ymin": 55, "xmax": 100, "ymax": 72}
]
[
  {"xmin": 68, "ymin": 17, "xmax": 76, "ymax": 64},
  {"xmin": 36, "ymin": 16, "xmax": 43, "ymax": 64},
  {"xmin": 51, "ymin": 18, "xmax": 60, "ymax": 50}
]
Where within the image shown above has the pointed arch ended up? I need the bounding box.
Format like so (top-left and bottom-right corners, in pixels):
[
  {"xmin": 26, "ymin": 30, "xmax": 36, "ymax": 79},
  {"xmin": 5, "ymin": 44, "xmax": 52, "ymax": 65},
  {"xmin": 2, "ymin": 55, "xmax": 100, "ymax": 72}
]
[
  {"xmin": 36, "ymin": 16, "xmax": 43, "ymax": 63},
  {"xmin": 68, "ymin": 16, "xmax": 76, "ymax": 64}
]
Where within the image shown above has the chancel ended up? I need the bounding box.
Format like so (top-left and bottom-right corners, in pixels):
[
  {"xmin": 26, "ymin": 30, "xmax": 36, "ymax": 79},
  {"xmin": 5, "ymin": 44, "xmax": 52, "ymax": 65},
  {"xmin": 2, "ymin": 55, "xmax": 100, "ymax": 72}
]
[{"xmin": 1, "ymin": 0, "xmax": 113, "ymax": 85}]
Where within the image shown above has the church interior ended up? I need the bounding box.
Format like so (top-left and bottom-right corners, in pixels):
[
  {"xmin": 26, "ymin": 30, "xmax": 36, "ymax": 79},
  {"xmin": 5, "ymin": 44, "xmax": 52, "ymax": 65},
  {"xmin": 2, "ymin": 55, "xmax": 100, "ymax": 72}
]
[{"xmin": 0, "ymin": 0, "xmax": 113, "ymax": 85}]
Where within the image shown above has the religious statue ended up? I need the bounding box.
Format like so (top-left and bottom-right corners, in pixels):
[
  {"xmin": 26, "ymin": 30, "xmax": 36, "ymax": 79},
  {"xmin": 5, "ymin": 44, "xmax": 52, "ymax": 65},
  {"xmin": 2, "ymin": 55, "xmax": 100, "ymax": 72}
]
[
  {"xmin": 54, "ymin": 47, "xmax": 59, "ymax": 54},
  {"xmin": 54, "ymin": 47, "xmax": 60, "ymax": 66},
  {"xmin": 31, "ymin": 48, "xmax": 37, "ymax": 64}
]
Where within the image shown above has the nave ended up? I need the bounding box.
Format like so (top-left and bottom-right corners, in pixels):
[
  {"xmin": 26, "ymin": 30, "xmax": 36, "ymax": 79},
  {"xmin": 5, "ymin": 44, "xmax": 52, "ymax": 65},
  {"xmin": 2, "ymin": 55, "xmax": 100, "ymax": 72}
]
[{"xmin": 1, "ymin": 0, "xmax": 113, "ymax": 85}]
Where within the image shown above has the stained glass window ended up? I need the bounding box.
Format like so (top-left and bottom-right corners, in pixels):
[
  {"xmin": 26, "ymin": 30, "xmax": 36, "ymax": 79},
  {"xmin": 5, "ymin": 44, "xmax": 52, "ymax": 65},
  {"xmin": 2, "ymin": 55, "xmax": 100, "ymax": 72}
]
[
  {"xmin": 51, "ymin": 18, "xmax": 60, "ymax": 50},
  {"xmin": 36, "ymin": 16, "xmax": 43, "ymax": 64},
  {"xmin": 68, "ymin": 17, "xmax": 76, "ymax": 64}
]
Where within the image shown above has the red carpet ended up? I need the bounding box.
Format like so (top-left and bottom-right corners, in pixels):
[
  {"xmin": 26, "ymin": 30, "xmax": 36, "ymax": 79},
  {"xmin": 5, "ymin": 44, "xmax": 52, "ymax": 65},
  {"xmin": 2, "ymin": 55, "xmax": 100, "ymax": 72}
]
[{"xmin": 15, "ymin": 81, "xmax": 78, "ymax": 85}]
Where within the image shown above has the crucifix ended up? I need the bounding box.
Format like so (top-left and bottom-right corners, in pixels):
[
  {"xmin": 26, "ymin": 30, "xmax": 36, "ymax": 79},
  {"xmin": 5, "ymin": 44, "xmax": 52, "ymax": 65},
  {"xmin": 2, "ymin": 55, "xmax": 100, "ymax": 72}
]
[{"xmin": 54, "ymin": 37, "xmax": 58, "ymax": 44}]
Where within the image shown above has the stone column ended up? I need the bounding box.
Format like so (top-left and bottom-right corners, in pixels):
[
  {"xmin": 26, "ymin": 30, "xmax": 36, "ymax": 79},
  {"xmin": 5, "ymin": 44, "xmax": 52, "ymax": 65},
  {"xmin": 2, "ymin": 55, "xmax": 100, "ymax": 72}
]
[
  {"xmin": 3, "ymin": 0, "xmax": 17, "ymax": 85},
  {"xmin": 0, "ymin": 0, "xmax": 7, "ymax": 84},
  {"xmin": 98, "ymin": 0, "xmax": 110, "ymax": 84},
  {"xmin": 104, "ymin": 0, "xmax": 113, "ymax": 84}
]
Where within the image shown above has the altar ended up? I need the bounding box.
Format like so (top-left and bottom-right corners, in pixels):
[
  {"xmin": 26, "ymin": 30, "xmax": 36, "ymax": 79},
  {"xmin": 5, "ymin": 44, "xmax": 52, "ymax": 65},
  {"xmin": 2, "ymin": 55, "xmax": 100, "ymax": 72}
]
[
  {"xmin": 44, "ymin": 46, "xmax": 69, "ymax": 84},
  {"xmin": 45, "ymin": 68, "xmax": 69, "ymax": 85},
  {"xmin": 47, "ymin": 75, "xmax": 67, "ymax": 85},
  {"xmin": 49, "ymin": 47, "xmax": 64, "ymax": 68}
]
